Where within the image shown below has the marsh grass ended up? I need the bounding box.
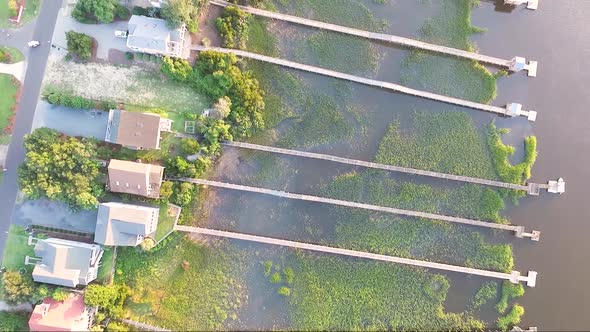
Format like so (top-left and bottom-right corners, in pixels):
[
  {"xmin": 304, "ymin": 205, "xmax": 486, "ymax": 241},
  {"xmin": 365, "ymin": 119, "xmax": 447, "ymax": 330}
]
[
  {"xmin": 376, "ymin": 111, "xmax": 498, "ymax": 179},
  {"xmin": 487, "ymin": 123, "xmax": 537, "ymax": 184},
  {"xmin": 116, "ymin": 234, "xmax": 247, "ymax": 330},
  {"xmin": 400, "ymin": 0, "xmax": 498, "ymax": 103},
  {"xmin": 289, "ymin": 252, "xmax": 485, "ymax": 330}
]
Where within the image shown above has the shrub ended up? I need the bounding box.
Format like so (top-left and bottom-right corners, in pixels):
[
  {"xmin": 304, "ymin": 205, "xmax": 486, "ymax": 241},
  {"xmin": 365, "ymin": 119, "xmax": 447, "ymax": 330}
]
[
  {"xmin": 0, "ymin": 50, "xmax": 11, "ymax": 63},
  {"xmin": 8, "ymin": 0, "xmax": 18, "ymax": 17},
  {"xmin": 150, "ymin": 55, "xmax": 156, "ymax": 62},
  {"xmin": 161, "ymin": 56, "xmax": 193, "ymax": 82},
  {"xmin": 125, "ymin": 52, "xmax": 134, "ymax": 60},
  {"xmin": 2, "ymin": 271, "xmax": 35, "ymax": 304},
  {"xmin": 0, "ymin": 312, "xmax": 28, "ymax": 332},
  {"xmin": 115, "ymin": 4, "xmax": 130, "ymax": 19},
  {"xmin": 277, "ymin": 286, "xmax": 291, "ymax": 297},
  {"xmin": 131, "ymin": 6, "xmax": 147, "ymax": 16},
  {"xmin": 73, "ymin": 0, "xmax": 119, "ymax": 23},
  {"xmin": 160, "ymin": 181, "xmax": 174, "ymax": 201},
  {"xmin": 201, "ymin": 37, "xmax": 211, "ymax": 47},
  {"xmin": 497, "ymin": 304, "xmax": 524, "ymax": 331},
  {"xmin": 270, "ymin": 272, "xmax": 282, "ymax": 283},
  {"xmin": 66, "ymin": 31, "xmax": 93, "ymax": 60},
  {"xmin": 161, "ymin": 0, "xmax": 203, "ymax": 33},
  {"xmin": 52, "ymin": 287, "xmax": 71, "ymax": 301},
  {"xmin": 180, "ymin": 138, "xmax": 200, "ymax": 155},
  {"xmin": 216, "ymin": 6, "xmax": 250, "ymax": 49},
  {"xmin": 283, "ymin": 267, "xmax": 294, "ymax": 284}
]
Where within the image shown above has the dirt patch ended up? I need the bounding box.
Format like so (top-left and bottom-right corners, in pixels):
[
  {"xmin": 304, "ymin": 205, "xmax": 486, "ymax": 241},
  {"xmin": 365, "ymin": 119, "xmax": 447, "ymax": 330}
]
[{"xmin": 193, "ymin": 4, "xmax": 223, "ymax": 47}]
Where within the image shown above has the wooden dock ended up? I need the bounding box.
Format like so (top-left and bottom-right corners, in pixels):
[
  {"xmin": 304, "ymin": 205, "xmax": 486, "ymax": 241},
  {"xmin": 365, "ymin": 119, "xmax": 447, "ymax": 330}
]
[
  {"xmin": 220, "ymin": 141, "xmax": 554, "ymax": 195},
  {"xmin": 175, "ymin": 225, "xmax": 538, "ymax": 287},
  {"xmin": 173, "ymin": 177, "xmax": 540, "ymax": 241},
  {"xmin": 191, "ymin": 45, "xmax": 537, "ymax": 121},
  {"xmin": 209, "ymin": 0, "xmax": 538, "ymax": 77}
]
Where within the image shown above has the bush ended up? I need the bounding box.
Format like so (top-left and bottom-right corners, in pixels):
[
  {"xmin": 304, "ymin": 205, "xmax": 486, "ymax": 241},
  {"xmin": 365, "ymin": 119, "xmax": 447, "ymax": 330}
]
[
  {"xmin": 132, "ymin": 6, "xmax": 147, "ymax": 16},
  {"xmin": 216, "ymin": 6, "xmax": 250, "ymax": 49},
  {"xmin": 180, "ymin": 138, "xmax": 200, "ymax": 155},
  {"xmin": 277, "ymin": 286, "xmax": 291, "ymax": 297},
  {"xmin": 52, "ymin": 287, "xmax": 71, "ymax": 301},
  {"xmin": 2, "ymin": 271, "xmax": 34, "ymax": 304},
  {"xmin": 66, "ymin": 31, "xmax": 93, "ymax": 60},
  {"xmin": 73, "ymin": 0, "xmax": 119, "ymax": 23},
  {"xmin": 0, "ymin": 50, "xmax": 11, "ymax": 63},
  {"xmin": 115, "ymin": 4, "xmax": 130, "ymax": 19},
  {"xmin": 150, "ymin": 55, "xmax": 157, "ymax": 62},
  {"xmin": 46, "ymin": 92, "xmax": 115, "ymax": 111},
  {"xmin": 125, "ymin": 52, "xmax": 134, "ymax": 60},
  {"xmin": 497, "ymin": 304, "xmax": 524, "ymax": 331},
  {"xmin": 0, "ymin": 312, "xmax": 28, "ymax": 332},
  {"xmin": 202, "ymin": 37, "xmax": 211, "ymax": 47},
  {"xmin": 160, "ymin": 181, "xmax": 174, "ymax": 201},
  {"xmin": 8, "ymin": 0, "xmax": 18, "ymax": 17},
  {"xmin": 161, "ymin": 56, "xmax": 193, "ymax": 82},
  {"xmin": 270, "ymin": 272, "xmax": 282, "ymax": 283}
]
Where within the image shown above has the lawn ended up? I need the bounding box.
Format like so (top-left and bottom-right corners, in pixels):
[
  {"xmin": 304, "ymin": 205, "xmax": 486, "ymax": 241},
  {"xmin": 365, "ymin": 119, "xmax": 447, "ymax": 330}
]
[
  {"xmin": 115, "ymin": 234, "xmax": 248, "ymax": 330},
  {"xmin": 0, "ymin": 225, "xmax": 34, "ymax": 272},
  {"xmin": 154, "ymin": 203, "xmax": 180, "ymax": 243},
  {"xmin": 0, "ymin": 0, "xmax": 40, "ymax": 28},
  {"xmin": 0, "ymin": 46, "xmax": 24, "ymax": 63},
  {"xmin": 96, "ymin": 246, "xmax": 116, "ymax": 284},
  {"xmin": 0, "ymin": 73, "xmax": 18, "ymax": 131}
]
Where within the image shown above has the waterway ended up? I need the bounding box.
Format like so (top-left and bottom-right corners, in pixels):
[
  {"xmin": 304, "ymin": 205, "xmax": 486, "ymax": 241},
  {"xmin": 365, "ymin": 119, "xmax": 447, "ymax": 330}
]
[{"xmin": 201, "ymin": 0, "xmax": 590, "ymax": 329}]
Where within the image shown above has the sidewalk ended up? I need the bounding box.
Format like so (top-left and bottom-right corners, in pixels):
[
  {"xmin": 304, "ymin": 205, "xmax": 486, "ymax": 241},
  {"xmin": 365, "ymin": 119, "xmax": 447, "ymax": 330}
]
[{"xmin": 0, "ymin": 61, "xmax": 26, "ymax": 82}]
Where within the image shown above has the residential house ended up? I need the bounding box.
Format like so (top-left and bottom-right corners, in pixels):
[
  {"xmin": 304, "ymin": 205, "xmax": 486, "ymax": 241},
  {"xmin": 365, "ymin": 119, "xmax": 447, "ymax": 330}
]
[
  {"xmin": 105, "ymin": 109, "xmax": 172, "ymax": 150},
  {"xmin": 27, "ymin": 238, "xmax": 103, "ymax": 288},
  {"xmin": 95, "ymin": 202, "xmax": 160, "ymax": 246},
  {"xmin": 28, "ymin": 294, "xmax": 96, "ymax": 331},
  {"xmin": 107, "ymin": 159, "xmax": 164, "ymax": 199},
  {"xmin": 126, "ymin": 15, "xmax": 189, "ymax": 58}
]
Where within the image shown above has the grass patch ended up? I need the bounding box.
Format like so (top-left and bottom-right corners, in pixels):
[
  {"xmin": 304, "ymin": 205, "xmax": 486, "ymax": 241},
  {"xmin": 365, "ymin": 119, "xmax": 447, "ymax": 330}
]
[
  {"xmin": 0, "ymin": 225, "xmax": 33, "ymax": 272},
  {"xmin": 487, "ymin": 123, "xmax": 537, "ymax": 184},
  {"xmin": 21, "ymin": 0, "xmax": 40, "ymax": 25},
  {"xmin": 289, "ymin": 252, "xmax": 484, "ymax": 330},
  {"xmin": 154, "ymin": 203, "xmax": 178, "ymax": 243},
  {"xmin": 0, "ymin": 46, "xmax": 24, "ymax": 63},
  {"xmin": 497, "ymin": 304, "xmax": 524, "ymax": 331},
  {"xmin": 115, "ymin": 234, "xmax": 247, "ymax": 330},
  {"xmin": 496, "ymin": 281, "xmax": 524, "ymax": 313},
  {"xmin": 246, "ymin": 16, "xmax": 278, "ymax": 57},
  {"xmin": 376, "ymin": 111, "xmax": 498, "ymax": 179},
  {"xmin": 0, "ymin": 74, "xmax": 18, "ymax": 131},
  {"xmin": 96, "ymin": 246, "xmax": 115, "ymax": 284},
  {"xmin": 295, "ymin": 31, "xmax": 379, "ymax": 75},
  {"xmin": 400, "ymin": 0, "xmax": 498, "ymax": 103}
]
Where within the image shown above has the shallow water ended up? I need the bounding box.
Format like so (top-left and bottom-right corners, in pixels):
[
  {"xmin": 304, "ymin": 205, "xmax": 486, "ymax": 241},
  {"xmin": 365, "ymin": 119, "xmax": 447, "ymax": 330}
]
[{"xmin": 203, "ymin": 0, "xmax": 589, "ymax": 329}]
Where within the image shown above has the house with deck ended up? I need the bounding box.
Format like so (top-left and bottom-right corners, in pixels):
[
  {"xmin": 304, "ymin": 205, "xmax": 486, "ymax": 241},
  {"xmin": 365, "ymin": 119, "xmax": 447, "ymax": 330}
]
[
  {"xmin": 126, "ymin": 15, "xmax": 189, "ymax": 58},
  {"xmin": 105, "ymin": 109, "xmax": 172, "ymax": 150},
  {"xmin": 95, "ymin": 202, "xmax": 160, "ymax": 246},
  {"xmin": 26, "ymin": 238, "xmax": 103, "ymax": 288}
]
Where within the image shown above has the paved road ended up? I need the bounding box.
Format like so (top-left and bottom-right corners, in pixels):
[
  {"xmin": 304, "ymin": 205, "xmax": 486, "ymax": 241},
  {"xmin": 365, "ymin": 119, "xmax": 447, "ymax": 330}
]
[
  {"xmin": 0, "ymin": 0, "xmax": 64, "ymax": 265},
  {"xmin": 33, "ymin": 101, "xmax": 109, "ymax": 139}
]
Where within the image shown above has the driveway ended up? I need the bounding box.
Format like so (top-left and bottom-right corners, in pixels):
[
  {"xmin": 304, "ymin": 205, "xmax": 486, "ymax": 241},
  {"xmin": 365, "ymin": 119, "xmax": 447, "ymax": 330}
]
[
  {"xmin": 52, "ymin": 9, "xmax": 129, "ymax": 60},
  {"xmin": 12, "ymin": 199, "xmax": 98, "ymax": 233},
  {"xmin": 33, "ymin": 101, "xmax": 109, "ymax": 139},
  {"xmin": 0, "ymin": 61, "xmax": 26, "ymax": 82}
]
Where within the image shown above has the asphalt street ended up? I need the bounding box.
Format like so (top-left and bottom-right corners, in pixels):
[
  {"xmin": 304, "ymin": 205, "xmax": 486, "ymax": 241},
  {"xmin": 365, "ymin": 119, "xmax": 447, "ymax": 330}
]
[{"xmin": 0, "ymin": 0, "xmax": 64, "ymax": 264}]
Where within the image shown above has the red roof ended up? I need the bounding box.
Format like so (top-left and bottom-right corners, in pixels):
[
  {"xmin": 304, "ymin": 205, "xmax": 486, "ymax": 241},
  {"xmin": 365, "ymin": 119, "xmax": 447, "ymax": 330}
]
[{"xmin": 28, "ymin": 294, "xmax": 88, "ymax": 331}]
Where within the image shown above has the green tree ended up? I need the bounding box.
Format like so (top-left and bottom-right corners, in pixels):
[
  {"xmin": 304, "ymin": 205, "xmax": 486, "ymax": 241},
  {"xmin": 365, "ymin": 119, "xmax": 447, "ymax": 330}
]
[
  {"xmin": 18, "ymin": 128, "xmax": 103, "ymax": 210},
  {"xmin": 180, "ymin": 138, "xmax": 201, "ymax": 155},
  {"xmin": 31, "ymin": 284, "xmax": 51, "ymax": 303},
  {"xmin": 216, "ymin": 6, "xmax": 251, "ymax": 49},
  {"xmin": 161, "ymin": 0, "xmax": 205, "ymax": 32},
  {"xmin": 161, "ymin": 57, "xmax": 193, "ymax": 82},
  {"xmin": 172, "ymin": 182, "xmax": 195, "ymax": 207},
  {"xmin": 66, "ymin": 31, "xmax": 93, "ymax": 60},
  {"xmin": 52, "ymin": 287, "xmax": 71, "ymax": 301},
  {"xmin": 212, "ymin": 96, "xmax": 232, "ymax": 119},
  {"xmin": 72, "ymin": 0, "xmax": 124, "ymax": 23},
  {"xmin": 160, "ymin": 181, "xmax": 174, "ymax": 201},
  {"xmin": 0, "ymin": 311, "xmax": 29, "ymax": 332},
  {"xmin": 2, "ymin": 271, "xmax": 35, "ymax": 304},
  {"xmin": 84, "ymin": 284, "xmax": 131, "ymax": 317},
  {"xmin": 106, "ymin": 322, "xmax": 130, "ymax": 332}
]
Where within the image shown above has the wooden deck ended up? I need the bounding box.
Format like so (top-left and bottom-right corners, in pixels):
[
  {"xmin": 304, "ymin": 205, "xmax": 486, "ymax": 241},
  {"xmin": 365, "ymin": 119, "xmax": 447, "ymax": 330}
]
[
  {"xmin": 173, "ymin": 177, "xmax": 539, "ymax": 240},
  {"xmin": 175, "ymin": 225, "xmax": 538, "ymax": 287},
  {"xmin": 191, "ymin": 45, "xmax": 536, "ymax": 121}
]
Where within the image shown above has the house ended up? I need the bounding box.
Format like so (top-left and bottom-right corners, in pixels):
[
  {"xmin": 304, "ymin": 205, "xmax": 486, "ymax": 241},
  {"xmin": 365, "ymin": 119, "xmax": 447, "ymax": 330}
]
[
  {"xmin": 126, "ymin": 15, "xmax": 189, "ymax": 58},
  {"xmin": 105, "ymin": 109, "xmax": 172, "ymax": 150},
  {"xmin": 27, "ymin": 238, "xmax": 103, "ymax": 288},
  {"xmin": 107, "ymin": 159, "xmax": 164, "ymax": 199},
  {"xmin": 28, "ymin": 294, "xmax": 96, "ymax": 331},
  {"xmin": 95, "ymin": 202, "xmax": 160, "ymax": 246}
]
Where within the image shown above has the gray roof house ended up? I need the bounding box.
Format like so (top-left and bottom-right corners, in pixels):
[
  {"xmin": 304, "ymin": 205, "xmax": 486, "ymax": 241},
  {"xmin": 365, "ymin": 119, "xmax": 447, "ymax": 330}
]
[
  {"xmin": 27, "ymin": 238, "xmax": 103, "ymax": 288},
  {"xmin": 95, "ymin": 202, "xmax": 160, "ymax": 246},
  {"xmin": 126, "ymin": 15, "xmax": 189, "ymax": 58}
]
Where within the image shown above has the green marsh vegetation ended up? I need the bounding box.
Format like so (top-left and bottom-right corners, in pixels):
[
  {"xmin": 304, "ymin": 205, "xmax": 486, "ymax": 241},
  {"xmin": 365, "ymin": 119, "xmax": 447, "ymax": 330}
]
[
  {"xmin": 116, "ymin": 233, "xmax": 247, "ymax": 330},
  {"xmin": 400, "ymin": 0, "xmax": 498, "ymax": 103},
  {"xmin": 497, "ymin": 304, "xmax": 525, "ymax": 331},
  {"xmin": 472, "ymin": 281, "xmax": 499, "ymax": 310},
  {"xmin": 496, "ymin": 281, "xmax": 525, "ymax": 313},
  {"xmin": 488, "ymin": 123, "xmax": 537, "ymax": 185}
]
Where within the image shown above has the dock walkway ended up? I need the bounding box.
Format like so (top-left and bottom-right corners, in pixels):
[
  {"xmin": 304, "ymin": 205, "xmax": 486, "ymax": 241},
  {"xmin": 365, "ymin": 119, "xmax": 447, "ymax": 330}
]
[
  {"xmin": 209, "ymin": 0, "xmax": 537, "ymax": 77},
  {"xmin": 173, "ymin": 177, "xmax": 540, "ymax": 241},
  {"xmin": 175, "ymin": 225, "xmax": 538, "ymax": 287},
  {"xmin": 191, "ymin": 45, "xmax": 537, "ymax": 121},
  {"xmin": 221, "ymin": 141, "xmax": 559, "ymax": 195}
]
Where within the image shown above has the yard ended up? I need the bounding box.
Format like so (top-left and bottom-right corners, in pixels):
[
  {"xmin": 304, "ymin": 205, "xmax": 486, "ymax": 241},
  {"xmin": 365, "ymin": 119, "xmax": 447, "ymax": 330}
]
[
  {"xmin": 154, "ymin": 203, "xmax": 180, "ymax": 244},
  {"xmin": 0, "ymin": 73, "xmax": 18, "ymax": 132},
  {"xmin": 43, "ymin": 54, "xmax": 209, "ymax": 120},
  {"xmin": 0, "ymin": 0, "xmax": 40, "ymax": 28},
  {"xmin": 0, "ymin": 225, "xmax": 34, "ymax": 272},
  {"xmin": 96, "ymin": 246, "xmax": 116, "ymax": 284},
  {"xmin": 0, "ymin": 46, "xmax": 24, "ymax": 63}
]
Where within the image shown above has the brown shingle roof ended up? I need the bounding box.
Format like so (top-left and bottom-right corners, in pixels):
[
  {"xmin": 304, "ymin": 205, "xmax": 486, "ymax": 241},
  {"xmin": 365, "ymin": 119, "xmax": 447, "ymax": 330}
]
[
  {"xmin": 107, "ymin": 160, "xmax": 164, "ymax": 198},
  {"xmin": 115, "ymin": 111, "xmax": 162, "ymax": 150}
]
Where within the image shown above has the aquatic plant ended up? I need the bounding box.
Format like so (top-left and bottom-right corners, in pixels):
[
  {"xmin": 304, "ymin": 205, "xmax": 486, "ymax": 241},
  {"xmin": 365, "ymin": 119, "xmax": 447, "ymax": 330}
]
[
  {"xmin": 497, "ymin": 304, "xmax": 525, "ymax": 331},
  {"xmin": 496, "ymin": 281, "xmax": 525, "ymax": 313},
  {"xmin": 487, "ymin": 123, "xmax": 537, "ymax": 185}
]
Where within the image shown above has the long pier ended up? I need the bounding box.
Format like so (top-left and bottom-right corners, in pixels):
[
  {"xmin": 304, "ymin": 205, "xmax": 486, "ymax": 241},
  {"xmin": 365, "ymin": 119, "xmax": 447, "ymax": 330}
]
[
  {"xmin": 209, "ymin": 0, "xmax": 538, "ymax": 77},
  {"xmin": 221, "ymin": 141, "xmax": 564, "ymax": 195},
  {"xmin": 173, "ymin": 177, "xmax": 540, "ymax": 241},
  {"xmin": 175, "ymin": 225, "xmax": 538, "ymax": 287},
  {"xmin": 191, "ymin": 45, "xmax": 537, "ymax": 121}
]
